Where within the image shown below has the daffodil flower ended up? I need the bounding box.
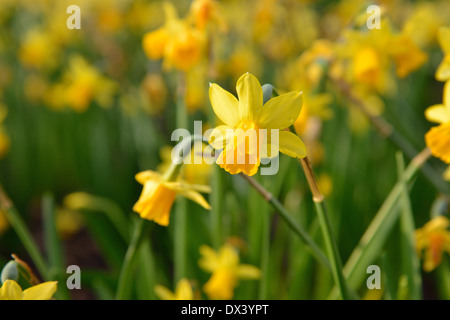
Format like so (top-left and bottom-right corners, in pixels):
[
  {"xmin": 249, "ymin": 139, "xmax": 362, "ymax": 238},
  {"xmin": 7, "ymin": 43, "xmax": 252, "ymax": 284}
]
[
  {"xmin": 425, "ymin": 81, "xmax": 450, "ymax": 164},
  {"xmin": 199, "ymin": 244, "xmax": 260, "ymax": 300},
  {"xmin": 142, "ymin": 3, "xmax": 204, "ymax": 71},
  {"xmin": 436, "ymin": 27, "xmax": 450, "ymax": 82},
  {"xmin": 208, "ymin": 73, "xmax": 306, "ymax": 176},
  {"xmin": 415, "ymin": 216, "xmax": 450, "ymax": 272},
  {"xmin": 0, "ymin": 280, "xmax": 57, "ymax": 300},
  {"xmin": 133, "ymin": 169, "xmax": 210, "ymax": 226},
  {"xmin": 155, "ymin": 278, "xmax": 195, "ymax": 300}
]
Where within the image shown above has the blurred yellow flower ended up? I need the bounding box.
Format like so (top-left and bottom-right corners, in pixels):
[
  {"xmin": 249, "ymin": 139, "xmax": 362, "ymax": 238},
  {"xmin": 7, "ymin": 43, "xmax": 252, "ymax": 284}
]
[
  {"xmin": 0, "ymin": 280, "xmax": 57, "ymax": 300},
  {"xmin": 436, "ymin": 27, "xmax": 450, "ymax": 82},
  {"xmin": 18, "ymin": 29, "xmax": 58, "ymax": 69},
  {"xmin": 56, "ymin": 208, "xmax": 84, "ymax": 240},
  {"xmin": 209, "ymin": 73, "xmax": 306, "ymax": 176},
  {"xmin": 444, "ymin": 166, "xmax": 450, "ymax": 181},
  {"xmin": 402, "ymin": 2, "xmax": 443, "ymax": 48},
  {"xmin": 133, "ymin": 167, "xmax": 210, "ymax": 226},
  {"xmin": 416, "ymin": 216, "xmax": 450, "ymax": 272},
  {"xmin": 46, "ymin": 55, "xmax": 117, "ymax": 112},
  {"xmin": 199, "ymin": 244, "xmax": 260, "ymax": 300},
  {"xmin": 63, "ymin": 55, "xmax": 117, "ymax": 112},
  {"xmin": 425, "ymin": 81, "xmax": 450, "ymax": 164},
  {"xmin": 155, "ymin": 278, "xmax": 195, "ymax": 300},
  {"xmin": 188, "ymin": 0, "xmax": 226, "ymax": 32},
  {"xmin": 425, "ymin": 123, "xmax": 450, "ymax": 164},
  {"xmin": 141, "ymin": 73, "xmax": 168, "ymax": 114},
  {"xmin": 142, "ymin": 3, "xmax": 204, "ymax": 71},
  {"xmin": 388, "ymin": 34, "xmax": 428, "ymax": 78}
]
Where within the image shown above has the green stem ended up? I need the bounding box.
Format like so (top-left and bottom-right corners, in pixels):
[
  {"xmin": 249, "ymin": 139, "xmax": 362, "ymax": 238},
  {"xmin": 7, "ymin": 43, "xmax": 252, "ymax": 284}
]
[
  {"xmin": 300, "ymin": 157, "xmax": 350, "ymax": 300},
  {"xmin": 0, "ymin": 184, "xmax": 48, "ymax": 281},
  {"xmin": 116, "ymin": 218, "xmax": 149, "ymax": 300},
  {"xmin": 174, "ymin": 72, "xmax": 188, "ymax": 281},
  {"xmin": 239, "ymin": 173, "xmax": 331, "ymax": 271},
  {"xmin": 327, "ymin": 148, "xmax": 430, "ymax": 299},
  {"xmin": 333, "ymin": 77, "xmax": 450, "ymax": 195},
  {"xmin": 396, "ymin": 153, "xmax": 422, "ymax": 300},
  {"xmin": 42, "ymin": 193, "xmax": 70, "ymax": 299},
  {"xmin": 211, "ymin": 165, "xmax": 223, "ymax": 249}
]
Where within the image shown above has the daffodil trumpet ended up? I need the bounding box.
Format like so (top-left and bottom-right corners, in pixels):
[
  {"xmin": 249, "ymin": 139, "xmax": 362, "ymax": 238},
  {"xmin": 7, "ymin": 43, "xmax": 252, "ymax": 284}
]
[{"xmin": 133, "ymin": 134, "xmax": 211, "ymax": 226}]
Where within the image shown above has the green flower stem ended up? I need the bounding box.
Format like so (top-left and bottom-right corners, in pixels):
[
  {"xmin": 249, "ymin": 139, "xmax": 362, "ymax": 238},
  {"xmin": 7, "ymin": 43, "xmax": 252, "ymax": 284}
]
[
  {"xmin": 333, "ymin": 77, "xmax": 450, "ymax": 195},
  {"xmin": 42, "ymin": 193, "xmax": 70, "ymax": 300},
  {"xmin": 300, "ymin": 157, "xmax": 350, "ymax": 300},
  {"xmin": 0, "ymin": 184, "xmax": 48, "ymax": 281},
  {"xmin": 327, "ymin": 148, "xmax": 430, "ymax": 299},
  {"xmin": 116, "ymin": 218, "xmax": 149, "ymax": 300},
  {"xmin": 239, "ymin": 173, "xmax": 331, "ymax": 271},
  {"xmin": 211, "ymin": 165, "xmax": 223, "ymax": 249},
  {"xmin": 174, "ymin": 72, "xmax": 188, "ymax": 281},
  {"xmin": 396, "ymin": 152, "xmax": 422, "ymax": 300}
]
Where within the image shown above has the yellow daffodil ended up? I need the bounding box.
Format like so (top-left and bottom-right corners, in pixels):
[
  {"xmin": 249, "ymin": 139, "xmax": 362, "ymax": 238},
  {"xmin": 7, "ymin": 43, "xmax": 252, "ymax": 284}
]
[
  {"xmin": 425, "ymin": 81, "xmax": 450, "ymax": 164},
  {"xmin": 18, "ymin": 29, "xmax": 58, "ymax": 70},
  {"xmin": 0, "ymin": 280, "xmax": 57, "ymax": 300},
  {"xmin": 436, "ymin": 27, "xmax": 450, "ymax": 82},
  {"xmin": 199, "ymin": 244, "xmax": 260, "ymax": 300},
  {"xmin": 56, "ymin": 208, "xmax": 84, "ymax": 240},
  {"xmin": 208, "ymin": 73, "xmax": 306, "ymax": 176},
  {"xmin": 63, "ymin": 55, "xmax": 117, "ymax": 112},
  {"xmin": 46, "ymin": 55, "xmax": 117, "ymax": 112},
  {"xmin": 188, "ymin": 0, "xmax": 226, "ymax": 32},
  {"xmin": 142, "ymin": 3, "xmax": 204, "ymax": 71},
  {"xmin": 133, "ymin": 167, "xmax": 211, "ymax": 226},
  {"xmin": 415, "ymin": 216, "xmax": 450, "ymax": 272},
  {"xmin": 388, "ymin": 34, "xmax": 428, "ymax": 78},
  {"xmin": 155, "ymin": 278, "xmax": 196, "ymax": 300}
]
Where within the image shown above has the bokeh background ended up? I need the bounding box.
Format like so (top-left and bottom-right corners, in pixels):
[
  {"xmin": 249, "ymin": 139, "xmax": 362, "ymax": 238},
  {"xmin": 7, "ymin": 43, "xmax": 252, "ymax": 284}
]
[{"xmin": 0, "ymin": 0, "xmax": 449, "ymax": 299}]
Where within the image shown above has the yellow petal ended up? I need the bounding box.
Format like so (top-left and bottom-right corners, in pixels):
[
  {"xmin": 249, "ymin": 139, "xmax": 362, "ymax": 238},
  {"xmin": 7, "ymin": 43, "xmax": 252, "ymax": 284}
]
[
  {"xmin": 165, "ymin": 182, "xmax": 211, "ymax": 209},
  {"xmin": 203, "ymin": 268, "xmax": 236, "ymax": 300},
  {"xmin": 425, "ymin": 104, "xmax": 450, "ymax": 124},
  {"xmin": 277, "ymin": 131, "xmax": 307, "ymax": 158},
  {"xmin": 425, "ymin": 123, "xmax": 450, "ymax": 164},
  {"xmin": 237, "ymin": 265, "xmax": 261, "ymax": 279},
  {"xmin": 23, "ymin": 281, "xmax": 57, "ymax": 300},
  {"xmin": 135, "ymin": 170, "xmax": 161, "ymax": 185},
  {"xmin": 236, "ymin": 73, "xmax": 262, "ymax": 122},
  {"xmin": 209, "ymin": 83, "xmax": 240, "ymax": 127},
  {"xmin": 438, "ymin": 27, "xmax": 450, "ymax": 54},
  {"xmin": 154, "ymin": 285, "xmax": 176, "ymax": 300},
  {"xmin": 199, "ymin": 245, "xmax": 219, "ymax": 272},
  {"xmin": 165, "ymin": 181, "xmax": 211, "ymax": 194},
  {"xmin": 444, "ymin": 80, "xmax": 450, "ymax": 107},
  {"xmin": 175, "ymin": 279, "xmax": 194, "ymax": 300},
  {"xmin": 0, "ymin": 280, "xmax": 23, "ymax": 300},
  {"xmin": 436, "ymin": 58, "xmax": 450, "ymax": 82},
  {"xmin": 444, "ymin": 166, "xmax": 450, "ymax": 181},
  {"xmin": 142, "ymin": 28, "xmax": 169, "ymax": 60},
  {"xmin": 178, "ymin": 189, "xmax": 211, "ymax": 210},
  {"xmin": 133, "ymin": 183, "xmax": 176, "ymax": 226},
  {"xmin": 257, "ymin": 91, "xmax": 303, "ymax": 129}
]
